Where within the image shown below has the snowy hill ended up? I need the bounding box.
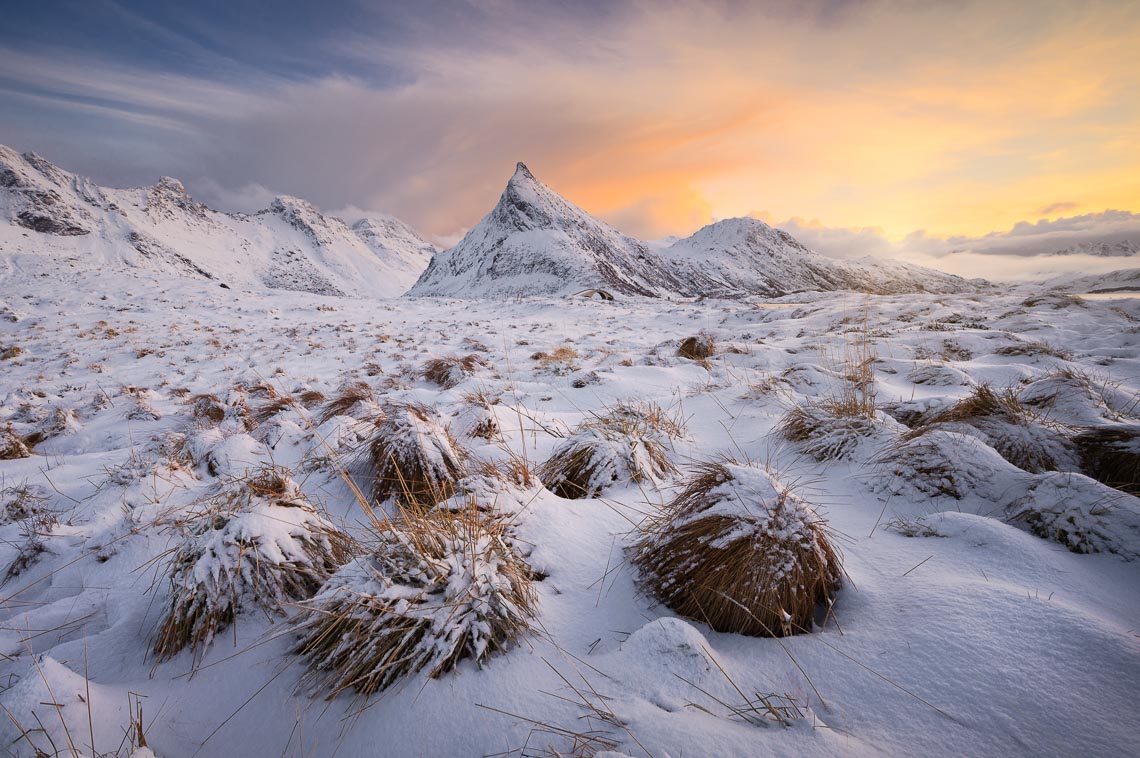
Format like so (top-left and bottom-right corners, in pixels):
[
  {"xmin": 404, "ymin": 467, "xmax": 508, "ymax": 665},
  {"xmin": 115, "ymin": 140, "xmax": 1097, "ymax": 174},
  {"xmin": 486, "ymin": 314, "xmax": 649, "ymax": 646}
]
[
  {"xmin": 411, "ymin": 163, "xmax": 981, "ymax": 299},
  {"xmin": 0, "ymin": 145, "xmax": 434, "ymax": 298},
  {"xmin": 410, "ymin": 162, "xmax": 689, "ymax": 297},
  {"xmin": 663, "ymin": 217, "xmax": 975, "ymax": 297}
]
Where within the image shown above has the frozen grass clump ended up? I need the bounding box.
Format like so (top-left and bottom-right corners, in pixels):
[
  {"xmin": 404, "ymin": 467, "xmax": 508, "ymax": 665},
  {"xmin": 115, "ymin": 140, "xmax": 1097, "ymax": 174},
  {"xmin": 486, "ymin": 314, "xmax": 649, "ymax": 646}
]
[
  {"xmin": 316, "ymin": 381, "xmax": 377, "ymax": 424},
  {"xmin": 914, "ymin": 384, "xmax": 1078, "ymax": 474},
  {"xmin": 420, "ymin": 354, "xmax": 486, "ymax": 389},
  {"xmin": 874, "ymin": 428, "xmax": 1017, "ymax": 500},
  {"xmin": 777, "ymin": 403, "xmax": 899, "ymax": 462},
  {"xmin": 633, "ymin": 461, "xmax": 842, "ymax": 637},
  {"xmin": 1006, "ymin": 473, "xmax": 1140, "ymax": 559},
  {"xmin": 1018, "ymin": 367, "xmax": 1139, "ymax": 425},
  {"xmin": 1, "ymin": 423, "xmax": 31, "ymax": 459},
  {"xmin": 0, "ymin": 484, "xmax": 51, "ymax": 525},
  {"xmin": 362, "ymin": 402, "xmax": 466, "ymax": 509},
  {"xmin": 539, "ymin": 401, "xmax": 682, "ymax": 499},
  {"xmin": 450, "ymin": 392, "xmax": 501, "ymax": 441},
  {"xmin": 678, "ymin": 332, "xmax": 716, "ymax": 361},
  {"xmin": 292, "ymin": 503, "xmax": 537, "ymax": 697},
  {"xmin": 1071, "ymin": 425, "xmax": 1140, "ymax": 495},
  {"xmin": 152, "ymin": 465, "xmax": 351, "ymax": 664}
]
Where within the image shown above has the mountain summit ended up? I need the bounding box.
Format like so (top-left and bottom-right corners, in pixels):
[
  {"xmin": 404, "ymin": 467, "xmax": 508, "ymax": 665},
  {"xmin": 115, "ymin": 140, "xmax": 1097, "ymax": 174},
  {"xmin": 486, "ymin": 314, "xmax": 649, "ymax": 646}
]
[
  {"xmin": 409, "ymin": 163, "xmax": 689, "ymax": 297},
  {"xmin": 410, "ymin": 163, "xmax": 979, "ymax": 299}
]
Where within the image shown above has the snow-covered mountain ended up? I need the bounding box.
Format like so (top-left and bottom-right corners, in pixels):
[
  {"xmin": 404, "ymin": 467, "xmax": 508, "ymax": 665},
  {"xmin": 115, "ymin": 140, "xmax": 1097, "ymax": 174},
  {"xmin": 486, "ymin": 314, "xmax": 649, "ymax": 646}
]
[
  {"xmin": 410, "ymin": 163, "xmax": 690, "ymax": 297},
  {"xmin": 410, "ymin": 162, "xmax": 980, "ymax": 299},
  {"xmin": 661, "ymin": 217, "xmax": 975, "ymax": 297},
  {"xmin": 1044, "ymin": 240, "xmax": 1139, "ymax": 257},
  {"xmin": 0, "ymin": 145, "xmax": 434, "ymax": 298}
]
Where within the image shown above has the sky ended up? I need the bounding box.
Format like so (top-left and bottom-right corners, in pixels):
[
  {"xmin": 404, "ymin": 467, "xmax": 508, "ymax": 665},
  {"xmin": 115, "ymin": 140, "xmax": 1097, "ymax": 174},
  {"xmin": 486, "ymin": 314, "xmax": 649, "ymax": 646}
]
[{"xmin": 1, "ymin": 0, "xmax": 1138, "ymax": 277}]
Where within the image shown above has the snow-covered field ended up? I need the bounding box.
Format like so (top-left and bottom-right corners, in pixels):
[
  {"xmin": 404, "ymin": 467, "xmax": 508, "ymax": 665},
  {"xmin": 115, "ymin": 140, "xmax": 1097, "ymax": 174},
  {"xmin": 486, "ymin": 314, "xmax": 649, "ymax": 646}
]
[{"xmin": 1, "ymin": 260, "xmax": 1138, "ymax": 757}]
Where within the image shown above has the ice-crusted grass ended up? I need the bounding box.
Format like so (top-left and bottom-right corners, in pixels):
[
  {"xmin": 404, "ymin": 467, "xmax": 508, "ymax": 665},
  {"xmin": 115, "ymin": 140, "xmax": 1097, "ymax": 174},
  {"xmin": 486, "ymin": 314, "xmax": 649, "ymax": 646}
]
[
  {"xmin": 633, "ymin": 460, "xmax": 842, "ymax": 637},
  {"xmin": 152, "ymin": 465, "xmax": 351, "ymax": 665},
  {"xmin": 539, "ymin": 400, "xmax": 682, "ymax": 499},
  {"xmin": 292, "ymin": 501, "xmax": 537, "ymax": 698},
  {"xmin": 360, "ymin": 401, "xmax": 467, "ymax": 509}
]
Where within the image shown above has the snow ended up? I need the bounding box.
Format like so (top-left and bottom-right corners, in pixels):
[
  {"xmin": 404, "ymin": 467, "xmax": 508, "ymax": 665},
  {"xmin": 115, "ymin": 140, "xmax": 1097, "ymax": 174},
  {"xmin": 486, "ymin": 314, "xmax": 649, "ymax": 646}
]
[{"xmin": 2, "ymin": 154, "xmax": 1140, "ymax": 757}]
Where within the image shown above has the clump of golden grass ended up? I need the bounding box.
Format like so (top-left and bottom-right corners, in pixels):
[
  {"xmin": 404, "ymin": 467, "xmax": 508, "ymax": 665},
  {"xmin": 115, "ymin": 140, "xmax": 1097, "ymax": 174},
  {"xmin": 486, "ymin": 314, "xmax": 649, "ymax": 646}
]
[
  {"xmin": 452, "ymin": 392, "xmax": 501, "ymax": 440},
  {"xmin": 994, "ymin": 340, "xmax": 1072, "ymax": 360},
  {"xmin": 914, "ymin": 384, "xmax": 1076, "ymax": 474},
  {"xmin": 1, "ymin": 422, "xmax": 30, "ymax": 459},
  {"xmin": 1072, "ymin": 426, "xmax": 1140, "ymax": 495},
  {"xmin": 777, "ymin": 404, "xmax": 884, "ymax": 462},
  {"xmin": 190, "ymin": 393, "xmax": 226, "ymax": 424},
  {"xmin": 539, "ymin": 401, "xmax": 682, "ymax": 499},
  {"xmin": 677, "ymin": 333, "xmax": 716, "ymax": 361},
  {"xmin": 252, "ymin": 395, "xmax": 296, "ymax": 426},
  {"xmin": 152, "ymin": 465, "xmax": 352, "ymax": 665},
  {"xmin": 362, "ymin": 402, "xmax": 466, "ymax": 509},
  {"xmin": 421, "ymin": 354, "xmax": 486, "ymax": 389},
  {"xmin": 632, "ymin": 460, "xmax": 842, "ymax": 637},
  {"xmin": 298, "ymin": 389, "xmax": 326, "ymax": 408},
  {"xmin": 292, "ymin": 501, "xmax": 537, "ymax": 698},
  {"xmin": 315, "ymin": 381, "xmax": 376, "ymax": 424},
  {"xmin": 531, "ymin": 346, "xmax": 581, "ymax": 375}
]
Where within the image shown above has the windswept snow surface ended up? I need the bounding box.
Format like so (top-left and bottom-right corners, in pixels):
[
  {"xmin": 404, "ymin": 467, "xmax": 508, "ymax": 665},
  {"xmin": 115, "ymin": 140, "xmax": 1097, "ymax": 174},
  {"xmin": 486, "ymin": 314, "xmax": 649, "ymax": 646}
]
[
  {"xmin": 0, "ymin": 145, "xmax": 434, "ymax": 298},
  {"xmin": 1, "ymin": 265, "xmax": 1138, "ymax": 756}
]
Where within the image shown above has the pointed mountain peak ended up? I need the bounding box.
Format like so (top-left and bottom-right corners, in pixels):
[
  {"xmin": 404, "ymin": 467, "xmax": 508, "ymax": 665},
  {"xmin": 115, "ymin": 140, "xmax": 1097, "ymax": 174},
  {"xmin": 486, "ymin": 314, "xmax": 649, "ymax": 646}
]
[
  {"xmin": 511, "ymin": 161, "xmax": 536, "ymax": 183},
  {"xmin": 154, "ymin": 176, "xmax": 188, "ymax": 196}
]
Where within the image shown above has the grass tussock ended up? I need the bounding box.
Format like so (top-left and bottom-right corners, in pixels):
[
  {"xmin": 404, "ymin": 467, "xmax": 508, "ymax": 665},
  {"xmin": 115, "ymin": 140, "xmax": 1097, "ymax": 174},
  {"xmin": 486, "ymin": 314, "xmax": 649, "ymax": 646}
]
[
  {"xmin": 539, "ymin": 401, "xmax": 682, "ymax": 499},
  {"xmin": 1072, "ymin": 426, "xmax": 1140, "ymax": 495},
  {"xmin": 1, "ymin": 423, "xmax": 31, "ymax": 459},
  {"xmin": 292, "ymin": 501, "xmax": 537, "ymax": 698},
  {"xmin": 914, "ymin": 384, "xmax": 1076, "ymax": 474},
  {"xmin": 531, "ymin": 346, "xmax": 580, "ymax": 374},
  {"xmin": 152, "ymin": 465, "xmax": 352, "ymax": 665},
  {"xmin": 777, "ymin": 403, "xmax": 885, "ymax": 461},
  {"xmin": 316, "ymin": 381, "xmax": 376, "ymax": 424},
  {"xmin": 420, "ymin": 354, "xmax": 486, "ymax": 389},
  {"xmin": 362, "ymin": 402, "xmax": 466, "ymax": 509},
  {"xmin": 677, "ymin": 333, "xmax": 716, "ymax": 361},
  {"xmin": 633, "ymin": 461, "xmax": 842, "ymax": 637}
]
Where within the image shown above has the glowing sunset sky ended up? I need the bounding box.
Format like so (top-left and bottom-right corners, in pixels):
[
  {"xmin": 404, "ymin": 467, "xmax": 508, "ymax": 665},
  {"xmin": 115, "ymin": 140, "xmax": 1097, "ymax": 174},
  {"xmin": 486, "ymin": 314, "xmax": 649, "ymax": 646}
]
[{"xmin": 1, "ymin": 0, "xmax": 1138, "ymax": 271}]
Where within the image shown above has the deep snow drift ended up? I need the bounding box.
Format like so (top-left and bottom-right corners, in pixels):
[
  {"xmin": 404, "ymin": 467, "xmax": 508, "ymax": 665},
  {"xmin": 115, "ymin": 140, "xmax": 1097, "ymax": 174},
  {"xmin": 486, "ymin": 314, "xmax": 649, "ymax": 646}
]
[{"xmin": 1, "ymin": 254, "xmax": 1138, "ymax": 756}]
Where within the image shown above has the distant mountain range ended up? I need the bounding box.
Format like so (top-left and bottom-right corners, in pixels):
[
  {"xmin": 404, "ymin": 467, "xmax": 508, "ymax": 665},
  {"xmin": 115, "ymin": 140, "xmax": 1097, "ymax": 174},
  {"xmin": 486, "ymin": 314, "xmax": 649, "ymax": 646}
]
[
  {"xmin": 0, "ymin": 145, "xmax": 435, "ymax": 297},
  {"xmin": 1, "ymin": 146, "xmax": 985, "ymax": 299},
  {"xmin": 1044, "ymin": 240, "xmax": 1138, "ymax": 257},
  {"xmin": 409, "ymin": 162, "xmax": 982, "ymax": 298}
]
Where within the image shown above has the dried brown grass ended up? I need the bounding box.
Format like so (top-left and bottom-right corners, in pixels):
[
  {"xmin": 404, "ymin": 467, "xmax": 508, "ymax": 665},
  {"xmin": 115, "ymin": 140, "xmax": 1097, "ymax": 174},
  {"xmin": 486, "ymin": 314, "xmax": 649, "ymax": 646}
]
[
  {"xmin": 151, "ymin": 465, "xmax": 352, "ymax": 665},
  {"xmin": 633, "ymin": 461, "xmax": 842, "ymax": 637},
  {"xmin": 362, "ymin": 402, "xmax": 467, "ymax": 509},
  {"xmin": 678, "ymin": 333, "xmax": 716, "ymax": 361},
  {"xmin": 316, "ymin": 381, "xmax": 376, "ymax": 424},
  {"xmin": 292, "ymin": 501, "xmax": 537, "ymax": 697},
  {"xmin": 420, "ymin": 354, "xmax": 486, "ymax": 389}
]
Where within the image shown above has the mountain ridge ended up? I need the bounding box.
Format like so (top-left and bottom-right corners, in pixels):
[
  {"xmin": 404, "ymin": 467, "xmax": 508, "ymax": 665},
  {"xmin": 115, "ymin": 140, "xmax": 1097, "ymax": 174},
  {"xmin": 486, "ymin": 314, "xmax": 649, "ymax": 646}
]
[
  {"xmin": 0, "ymin": 145, "xmax": 435, "ymax": 298},
  {"xmin": 410, "ymin": 163, "xmax": 984, "ymax": 299}
]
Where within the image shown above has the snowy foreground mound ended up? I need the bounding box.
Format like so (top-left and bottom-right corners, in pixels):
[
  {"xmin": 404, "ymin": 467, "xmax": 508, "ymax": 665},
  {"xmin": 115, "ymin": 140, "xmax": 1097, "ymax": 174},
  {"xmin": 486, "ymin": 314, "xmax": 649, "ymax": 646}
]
[
  {"xmin": 1, "ymin": 268, "xmax": 1138, "ymax": 757},
  {"xmin": 0, "ymin": 145, "xmax": 435, "ymax": 298}
]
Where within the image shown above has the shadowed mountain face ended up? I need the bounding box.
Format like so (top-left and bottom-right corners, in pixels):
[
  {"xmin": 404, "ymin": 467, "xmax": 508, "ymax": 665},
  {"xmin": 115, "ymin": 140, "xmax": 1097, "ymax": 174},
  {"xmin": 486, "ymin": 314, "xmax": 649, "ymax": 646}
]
[
  {"xmin": 0, "ymin": 145, "xmax": 435, "ymax": 298},
  {"xmin": 410, "ymin": 162, "xmax": 982, "ymax": 299}
]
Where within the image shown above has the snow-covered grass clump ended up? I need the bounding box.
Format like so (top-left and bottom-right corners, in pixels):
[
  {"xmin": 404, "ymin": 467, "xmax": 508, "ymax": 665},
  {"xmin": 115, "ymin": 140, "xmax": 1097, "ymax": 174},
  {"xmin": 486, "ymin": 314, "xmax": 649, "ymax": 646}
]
[
  {"xmin": 539, "ymin": 400, "xmax": 681, "ymax": 498},
  {"xmin": 361, "ymin": 402, "xmax": 467, "ymax": 509},
  {"xmin": 1006, "ymin": 473, "xmax": 1140, "ymax": 558},
  {"xmin": 633, "ymin": 461, "xmax": 842, "ymax": 637},
  {"xmin": 292, "ymin": 502, "xmax": 537, "ymax": 697},
  {"xmin": 152, "ymin": 466, "xmax": 351, "ymax": 664}
]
